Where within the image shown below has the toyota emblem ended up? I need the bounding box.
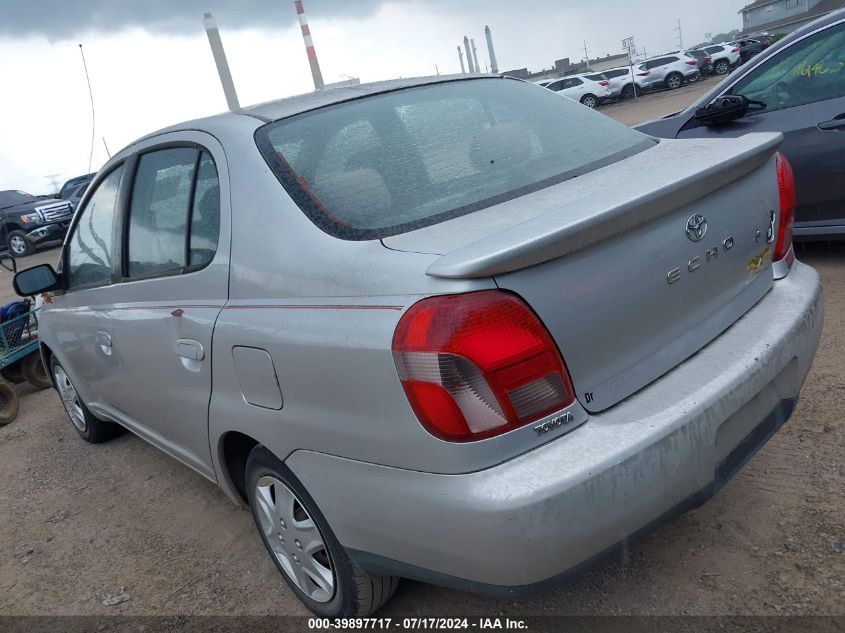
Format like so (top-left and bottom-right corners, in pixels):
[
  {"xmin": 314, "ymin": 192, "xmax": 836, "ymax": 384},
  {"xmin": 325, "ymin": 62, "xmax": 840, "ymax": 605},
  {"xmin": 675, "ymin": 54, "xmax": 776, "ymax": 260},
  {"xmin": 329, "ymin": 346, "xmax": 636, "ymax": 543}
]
[{"xmin": 686, "ymin": 215, "xmax": 708, "ymax": 242}]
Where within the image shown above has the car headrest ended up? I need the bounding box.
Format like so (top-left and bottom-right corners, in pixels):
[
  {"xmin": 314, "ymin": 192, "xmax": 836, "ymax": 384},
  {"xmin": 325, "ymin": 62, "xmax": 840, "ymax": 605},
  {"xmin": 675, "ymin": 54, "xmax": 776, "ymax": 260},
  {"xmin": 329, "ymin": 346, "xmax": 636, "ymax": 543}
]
[{"xmin": 313, "ymin": 168, "xmax": 392, "ymax": 227}]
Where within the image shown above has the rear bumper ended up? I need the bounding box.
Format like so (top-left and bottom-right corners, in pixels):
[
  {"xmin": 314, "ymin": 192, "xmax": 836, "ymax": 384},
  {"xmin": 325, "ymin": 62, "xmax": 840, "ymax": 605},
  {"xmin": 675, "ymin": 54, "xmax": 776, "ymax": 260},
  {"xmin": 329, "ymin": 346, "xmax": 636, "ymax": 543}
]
[{"xmin": 287, "ymin": 261, "xmax": 823, "ymax": 591}]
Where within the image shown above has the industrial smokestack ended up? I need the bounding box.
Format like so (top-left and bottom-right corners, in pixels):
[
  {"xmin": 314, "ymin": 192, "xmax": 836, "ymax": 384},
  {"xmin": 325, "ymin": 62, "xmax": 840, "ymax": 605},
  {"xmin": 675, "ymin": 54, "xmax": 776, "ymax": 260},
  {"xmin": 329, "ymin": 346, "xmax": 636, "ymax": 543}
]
[
  {"xmin": 470, "ymin": 38, "xmax": 482, "ymax": 74},
  {"xmin": 294, "ymin": 0, "xmax": 324, "ymax": 90},
  {"xmin": 203, "ymin": 13, "xmax": 240, "ymax": 111},
  {"xmin": 463, "ymin": 36, "xmax": 475, "ymax": 73},
  {"xmin": 485, "ymin": 26, "xmax": 499, "ymax": 74},
  {"xmin": 457, "ymin": 46, "xmax": 466, "ymax": 73}
]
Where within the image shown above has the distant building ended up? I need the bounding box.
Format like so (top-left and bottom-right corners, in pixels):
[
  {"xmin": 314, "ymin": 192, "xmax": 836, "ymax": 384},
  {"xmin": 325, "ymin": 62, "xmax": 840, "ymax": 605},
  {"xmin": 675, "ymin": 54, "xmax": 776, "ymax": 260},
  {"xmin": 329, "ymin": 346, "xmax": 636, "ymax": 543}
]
[
  {"xmin": 739, "ymin": 0, "xmax": 845, "ymax": 35},
  {"xmin": 502, "ymin": 53, "xmax": 629, "ymax": 82}
]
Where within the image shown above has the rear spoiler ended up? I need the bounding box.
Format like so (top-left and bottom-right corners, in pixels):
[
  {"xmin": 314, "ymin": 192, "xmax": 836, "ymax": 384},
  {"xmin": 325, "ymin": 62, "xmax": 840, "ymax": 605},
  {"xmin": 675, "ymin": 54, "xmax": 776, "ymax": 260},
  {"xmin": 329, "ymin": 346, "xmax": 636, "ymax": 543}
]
[{"xmin": 426, "ymin": 132, "xmax": 782, "ymax": 279}]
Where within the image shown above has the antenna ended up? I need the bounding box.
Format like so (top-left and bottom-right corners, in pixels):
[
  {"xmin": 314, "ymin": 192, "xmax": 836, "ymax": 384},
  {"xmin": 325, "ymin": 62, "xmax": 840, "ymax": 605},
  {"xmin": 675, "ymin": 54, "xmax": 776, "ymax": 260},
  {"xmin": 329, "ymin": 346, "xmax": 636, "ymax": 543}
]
[{"xmin": 78, "ymin": 44, "xmax": 96, "ymax": 173}]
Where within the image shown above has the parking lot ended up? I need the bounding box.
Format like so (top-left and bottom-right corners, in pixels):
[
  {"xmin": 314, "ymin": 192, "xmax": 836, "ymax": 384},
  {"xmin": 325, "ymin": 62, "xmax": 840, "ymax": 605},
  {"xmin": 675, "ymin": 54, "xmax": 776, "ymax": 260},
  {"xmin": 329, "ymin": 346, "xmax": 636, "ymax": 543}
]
[{"xmin": 0, "ymin": 83, "xmax": 843, "ymax": 619}]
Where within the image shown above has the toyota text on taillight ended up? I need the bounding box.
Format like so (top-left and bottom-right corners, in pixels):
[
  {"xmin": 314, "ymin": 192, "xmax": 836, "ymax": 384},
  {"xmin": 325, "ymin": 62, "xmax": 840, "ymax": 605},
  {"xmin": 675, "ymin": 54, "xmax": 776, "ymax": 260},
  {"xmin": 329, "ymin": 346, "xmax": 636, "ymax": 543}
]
[
  {"xmin": 393, "ymin": 291, "xmax": 575, "ymax": 442},
  {"xmin": 774, "ymin": 153, "xmax": 796, "ymax": 268}
]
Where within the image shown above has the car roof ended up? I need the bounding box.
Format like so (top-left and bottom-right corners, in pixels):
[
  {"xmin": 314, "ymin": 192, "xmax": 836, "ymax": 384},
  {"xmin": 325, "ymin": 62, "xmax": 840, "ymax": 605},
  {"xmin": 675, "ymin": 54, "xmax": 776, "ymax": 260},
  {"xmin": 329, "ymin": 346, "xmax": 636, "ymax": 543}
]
[
  {"xmin": 118, "ymin": 74, "xmax": 499, "ymax": 154},
  {"xmin": 241, "ymin": 74, "xmax": 492, "ymax": 122}
]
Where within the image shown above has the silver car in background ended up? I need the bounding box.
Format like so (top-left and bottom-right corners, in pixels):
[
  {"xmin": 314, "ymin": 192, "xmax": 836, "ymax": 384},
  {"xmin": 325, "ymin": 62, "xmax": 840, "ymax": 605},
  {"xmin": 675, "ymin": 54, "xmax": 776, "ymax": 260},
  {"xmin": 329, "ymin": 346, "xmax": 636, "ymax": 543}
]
[
  {"xmin": 14, "ymin": 75, "xmax": 822, "ymax": 618},
  {"xmin": 637, "ymin": 52, "xmax": 702, "ymax": 90}
]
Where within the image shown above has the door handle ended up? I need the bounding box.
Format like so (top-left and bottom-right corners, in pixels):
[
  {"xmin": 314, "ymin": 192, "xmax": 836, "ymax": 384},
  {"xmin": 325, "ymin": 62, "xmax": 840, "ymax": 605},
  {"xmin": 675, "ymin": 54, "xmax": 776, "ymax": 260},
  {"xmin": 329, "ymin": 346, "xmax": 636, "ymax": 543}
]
[
  {"xmin": 174, "ymin": 339, "xmax": 205, "ymax": 361},
  {"xmin": 818, "ymin": 117, "xmax": 845, "ymax": 131},
  {"xmin": 96, "ymin": 331, "xmax": 112, "ymax": 356}
]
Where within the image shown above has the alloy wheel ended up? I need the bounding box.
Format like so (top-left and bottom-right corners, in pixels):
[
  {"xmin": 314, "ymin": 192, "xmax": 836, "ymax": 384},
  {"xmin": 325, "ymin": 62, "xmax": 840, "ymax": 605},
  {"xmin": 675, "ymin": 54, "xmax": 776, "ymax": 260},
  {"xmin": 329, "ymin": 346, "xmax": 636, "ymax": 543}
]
[
  {"xmin": 582, "ymin": 95, "xmax": 597, "ymax": 109},
  {"xmin": 667, "ymin": 74, "xmax": 682, "ymax": 89},
  {"xmin": 254, "ymin": 476, "xmax": 335, "ymax": 603},
  {"xmin": 9, "ymin": 236, "xmax": 26, "ymax": 256},
  {"xmin": 54, "ymin": 366, "xmax": 86, "ymax": 432}
]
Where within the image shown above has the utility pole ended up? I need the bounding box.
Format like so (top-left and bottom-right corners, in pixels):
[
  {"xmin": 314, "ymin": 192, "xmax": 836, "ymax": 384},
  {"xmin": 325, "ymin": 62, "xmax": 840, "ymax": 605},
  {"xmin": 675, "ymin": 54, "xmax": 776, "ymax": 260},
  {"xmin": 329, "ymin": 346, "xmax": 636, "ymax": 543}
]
[
  {"xmin": 457, "ymin": 46, "xmax": 466, "ymax": 73},
  {"xmin": 675, "ymin": 19, "xmax": 683, "ymax": 49},
  {"xmin": 485, "ymin": 25, "xmax": 499, "ymax": 74},
  {"xmin": 583, "ymin": 40, "xmax": 590, "ymax": 65},
  {"xmin": 470, "ymin": 38, "xmax": 481, "ymax": 74},
  {"xmin": 464, "ymin": 36, "xmax": 475, "ymax": 73},
  {"xmin": 203, "ymin": 13, "xmax": 240, "ymax": 111},
  {"xmin": 295, "ymin": 1, "xmax": 325, "ymax": 90}
]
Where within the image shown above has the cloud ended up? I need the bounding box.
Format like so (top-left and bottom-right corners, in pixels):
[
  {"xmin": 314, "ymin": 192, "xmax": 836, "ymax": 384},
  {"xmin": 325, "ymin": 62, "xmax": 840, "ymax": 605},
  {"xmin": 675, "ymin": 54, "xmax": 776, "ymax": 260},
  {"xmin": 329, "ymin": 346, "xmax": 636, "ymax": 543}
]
[{"xmin": 0, "ymin": 0, "xmax": 390, "ymax": 40}]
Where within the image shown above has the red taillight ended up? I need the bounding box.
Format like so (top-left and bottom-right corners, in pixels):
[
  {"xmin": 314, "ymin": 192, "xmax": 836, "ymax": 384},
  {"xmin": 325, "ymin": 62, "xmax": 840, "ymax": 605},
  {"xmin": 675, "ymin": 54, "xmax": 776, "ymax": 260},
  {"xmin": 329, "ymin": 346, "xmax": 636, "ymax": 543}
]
[
  {"xmin": 393, "ymin": 291, "xmax": 575, "ymax": 442},
  {"xmin": 686, "ymin": 60, "xmax": 698, "ymax": 65},
  {"xmin": 732, "ymin": 47, "xmax": 740, "ymax": 53},
  {"xmin": 704, "ymin": 56, "xmax": 712, "ymax": 62},
  {"xmin": 774, "ymin": 153, "xmax": 796, "ymax": 265},
  {"xmin": 599, "ymin": 80, "xmax": 609, "ymax": 86},
  {"xmin": 637, "ymin": 71, "xmax": 650, "ymax": 76}
]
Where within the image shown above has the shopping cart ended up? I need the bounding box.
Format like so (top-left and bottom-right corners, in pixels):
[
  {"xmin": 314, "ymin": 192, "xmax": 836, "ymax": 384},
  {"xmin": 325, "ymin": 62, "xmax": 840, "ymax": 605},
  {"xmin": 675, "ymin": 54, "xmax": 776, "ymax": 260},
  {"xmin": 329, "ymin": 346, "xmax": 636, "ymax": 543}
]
[{"xmin": 0, "ymin": 252, "xmax": 52, "ymax": 425}]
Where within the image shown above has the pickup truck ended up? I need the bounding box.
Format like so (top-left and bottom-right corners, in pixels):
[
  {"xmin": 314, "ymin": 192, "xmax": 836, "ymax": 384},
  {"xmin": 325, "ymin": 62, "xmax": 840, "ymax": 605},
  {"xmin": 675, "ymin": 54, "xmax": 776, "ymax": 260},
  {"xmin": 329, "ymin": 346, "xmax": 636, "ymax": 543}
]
[{"xmin": 0, "ymin": 190, "xmax": 74, "ymax": 257}]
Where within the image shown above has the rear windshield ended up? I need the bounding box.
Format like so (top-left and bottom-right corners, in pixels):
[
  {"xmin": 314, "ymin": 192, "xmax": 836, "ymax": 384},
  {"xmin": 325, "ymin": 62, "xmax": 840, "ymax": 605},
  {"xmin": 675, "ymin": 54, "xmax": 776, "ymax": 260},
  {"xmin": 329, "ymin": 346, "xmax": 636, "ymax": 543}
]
[
  {"xmin": 256, "ymin": 77, "xmax": 653, "ymax": 240},
  {"xmin": 585, "ymin": 74, "xmax": 607, "ymax": 81}
]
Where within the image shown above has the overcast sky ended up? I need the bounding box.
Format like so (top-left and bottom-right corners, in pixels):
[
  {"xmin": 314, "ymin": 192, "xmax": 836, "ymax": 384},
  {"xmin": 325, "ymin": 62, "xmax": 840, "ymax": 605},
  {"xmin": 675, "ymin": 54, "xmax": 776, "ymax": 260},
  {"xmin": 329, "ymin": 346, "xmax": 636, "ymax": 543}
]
[{"xmin": 0, "ymin": 0, "xmax": 746, "ymax": 194}]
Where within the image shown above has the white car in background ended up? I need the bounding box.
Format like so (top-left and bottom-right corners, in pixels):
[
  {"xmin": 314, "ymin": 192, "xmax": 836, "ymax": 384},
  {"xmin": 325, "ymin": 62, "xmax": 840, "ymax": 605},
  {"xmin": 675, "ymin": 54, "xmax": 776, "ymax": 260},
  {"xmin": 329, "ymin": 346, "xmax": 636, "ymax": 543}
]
[
  {"xmin": 701, "ymin": 43, "xmax": 742, "ymax": 74},
  {"xmin": 543, "ymin": 73, "xmax": 612, "ymax": 108},
  {"xmin": 586, "ymin": 68, "xmax": 644, "ymax": 100}
]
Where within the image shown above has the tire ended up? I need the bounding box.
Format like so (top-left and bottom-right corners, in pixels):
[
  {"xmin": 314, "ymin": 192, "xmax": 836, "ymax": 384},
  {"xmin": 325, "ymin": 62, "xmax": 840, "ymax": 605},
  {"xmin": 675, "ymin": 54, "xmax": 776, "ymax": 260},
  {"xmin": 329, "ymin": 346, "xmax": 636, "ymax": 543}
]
[
  {"xmin": 665, "ymin": 73, "xmax": 683, "ymax": 90},
  {"xmin": 8, "ymin": 230, "xmax": 33, "ymax": 258},
  {"xmin": 714, "ymin": 60, "xmax": 730, "ymax": 75},
  {"xmin": 621, "ymin": 84, "xmax": 640, "ymax": 99},
  {"xmin": 580, "ymin": 94, "xmax": 598, "ymax": 109},
  {"xmin": 0, "ymin": 380, "xmax": 19, "ymax": 426},
  {"xmin": 1, "ymin": 361, "xmax": 25, "ymax": 384},
  {"xmin": 50, "ymin": 357, "xmax": 122, "ymax": 443},
  {"xmin": 22, "ymin": 352, "xmax": 52, "ymax": 390},
  {"xmin": 246, "ymin": 446, "xmax": 399, "ymax": 617}
]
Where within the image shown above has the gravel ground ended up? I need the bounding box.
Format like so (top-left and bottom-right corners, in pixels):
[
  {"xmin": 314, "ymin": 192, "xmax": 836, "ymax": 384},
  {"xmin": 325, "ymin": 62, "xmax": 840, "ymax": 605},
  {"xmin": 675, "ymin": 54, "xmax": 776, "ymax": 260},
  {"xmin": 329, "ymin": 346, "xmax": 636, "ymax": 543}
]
[{"xmin": 0, "ymin": 242, "xmax": 842, "ymax": 618}]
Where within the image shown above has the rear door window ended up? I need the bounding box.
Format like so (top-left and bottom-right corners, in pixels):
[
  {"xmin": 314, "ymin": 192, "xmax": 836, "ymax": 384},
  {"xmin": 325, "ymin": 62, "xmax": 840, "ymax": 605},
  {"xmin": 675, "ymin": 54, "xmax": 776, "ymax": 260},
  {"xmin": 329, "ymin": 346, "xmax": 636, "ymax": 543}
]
[{"xmin": 126, "ymin": 147, "xmax": 220, "ymax": 279}]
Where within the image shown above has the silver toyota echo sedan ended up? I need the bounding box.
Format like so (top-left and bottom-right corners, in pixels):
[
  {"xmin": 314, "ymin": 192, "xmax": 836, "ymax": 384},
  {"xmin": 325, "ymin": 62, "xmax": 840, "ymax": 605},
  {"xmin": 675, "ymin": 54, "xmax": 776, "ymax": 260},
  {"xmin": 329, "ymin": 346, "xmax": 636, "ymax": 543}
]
[{"xmin": 14, "ymin": 75, "xmax": 823, "ymax": 617}]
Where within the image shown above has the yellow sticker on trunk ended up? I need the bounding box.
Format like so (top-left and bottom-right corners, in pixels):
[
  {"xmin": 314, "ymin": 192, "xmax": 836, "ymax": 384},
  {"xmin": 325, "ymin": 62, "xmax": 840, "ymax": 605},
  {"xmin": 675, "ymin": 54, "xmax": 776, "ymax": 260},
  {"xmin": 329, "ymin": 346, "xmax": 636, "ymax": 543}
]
[{"xmin": 747, "ymin": 247, "xmax": 772, "ymax": 279}]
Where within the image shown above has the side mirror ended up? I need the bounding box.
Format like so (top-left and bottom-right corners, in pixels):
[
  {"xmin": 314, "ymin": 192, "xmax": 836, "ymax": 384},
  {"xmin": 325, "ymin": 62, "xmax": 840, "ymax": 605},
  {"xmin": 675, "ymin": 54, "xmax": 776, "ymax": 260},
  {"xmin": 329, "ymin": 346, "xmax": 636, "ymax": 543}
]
[
  {"xmin": 13, "ymin": 264, "xmax": 60, "ymax": 297},
  {"xmin": 0, "ymin": 251, "xmax": 16, "ymax": 274},
  {"xmin": 695, "ymin": 95, "xmax": 766, "ymax": 125}
]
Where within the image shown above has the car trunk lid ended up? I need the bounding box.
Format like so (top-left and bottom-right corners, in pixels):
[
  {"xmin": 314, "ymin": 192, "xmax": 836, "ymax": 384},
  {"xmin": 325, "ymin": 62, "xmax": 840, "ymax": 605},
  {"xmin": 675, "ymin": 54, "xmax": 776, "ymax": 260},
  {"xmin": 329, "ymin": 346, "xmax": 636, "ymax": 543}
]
[{"xmin": 383, "ymin": 133, "xmax": 783, "ymax": 412}]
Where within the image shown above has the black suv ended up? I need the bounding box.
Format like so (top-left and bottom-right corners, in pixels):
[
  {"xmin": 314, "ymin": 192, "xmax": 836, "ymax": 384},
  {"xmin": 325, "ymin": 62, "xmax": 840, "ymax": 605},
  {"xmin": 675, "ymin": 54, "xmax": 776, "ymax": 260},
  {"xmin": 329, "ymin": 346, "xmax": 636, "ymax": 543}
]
[{"xmin": 0, "ymin": 190, "xmax": 74, "ymax": 257}]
